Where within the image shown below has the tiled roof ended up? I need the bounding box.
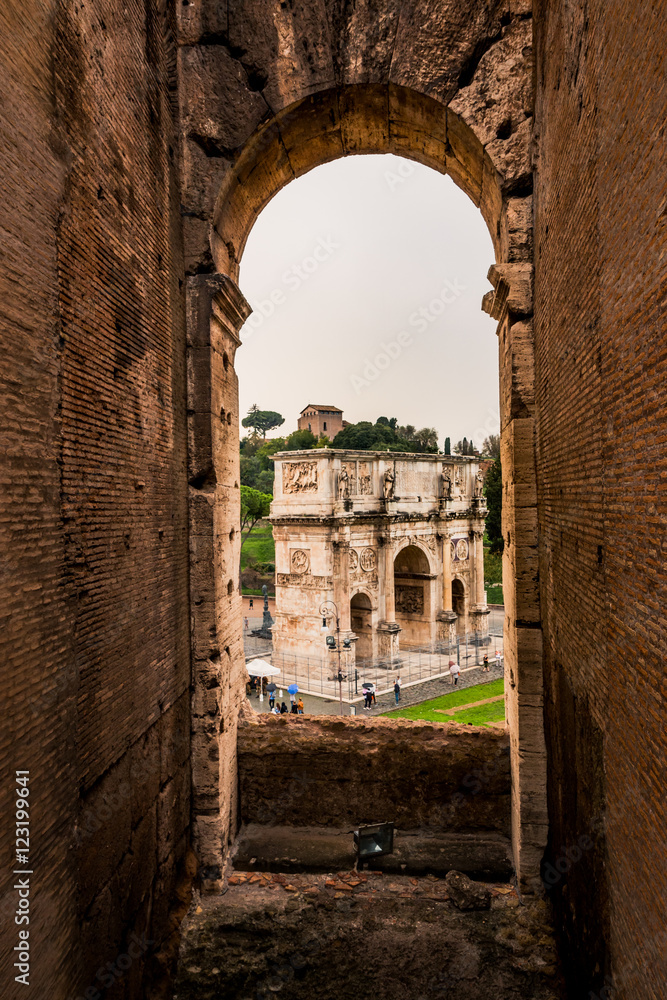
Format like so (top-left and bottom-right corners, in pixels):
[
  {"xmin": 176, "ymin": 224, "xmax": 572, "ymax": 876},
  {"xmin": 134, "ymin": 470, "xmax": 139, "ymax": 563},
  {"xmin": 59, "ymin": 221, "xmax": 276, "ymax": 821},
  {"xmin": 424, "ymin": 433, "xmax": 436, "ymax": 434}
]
[{"xmin": 299, "ymin": 404, "xmax": 343, "ymax": 413}]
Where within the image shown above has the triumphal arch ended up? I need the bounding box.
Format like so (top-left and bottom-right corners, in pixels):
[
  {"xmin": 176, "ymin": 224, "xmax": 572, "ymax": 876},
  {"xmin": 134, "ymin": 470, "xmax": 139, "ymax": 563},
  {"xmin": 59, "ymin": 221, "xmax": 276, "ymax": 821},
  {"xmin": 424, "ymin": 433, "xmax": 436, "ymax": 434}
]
[{"xmin": 270, "ymin": 449, "xmax": 489, "ymax": 667}]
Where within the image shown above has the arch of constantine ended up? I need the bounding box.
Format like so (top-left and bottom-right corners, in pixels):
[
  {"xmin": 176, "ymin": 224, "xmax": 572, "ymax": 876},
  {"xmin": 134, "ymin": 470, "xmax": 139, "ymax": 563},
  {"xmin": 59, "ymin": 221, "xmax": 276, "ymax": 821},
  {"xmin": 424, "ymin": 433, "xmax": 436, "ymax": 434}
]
[{"xmin": 270, "ymin": 449, "xmax": 489, "ymax": 667}]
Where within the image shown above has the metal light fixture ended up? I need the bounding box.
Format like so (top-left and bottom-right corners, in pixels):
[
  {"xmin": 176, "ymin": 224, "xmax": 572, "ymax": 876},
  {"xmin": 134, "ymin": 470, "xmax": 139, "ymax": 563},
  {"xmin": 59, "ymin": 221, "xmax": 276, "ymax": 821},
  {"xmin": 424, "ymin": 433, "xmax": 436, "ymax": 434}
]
[{"xmin": 354, "ymin": 822, "xmax": 395, "ymax": 862}]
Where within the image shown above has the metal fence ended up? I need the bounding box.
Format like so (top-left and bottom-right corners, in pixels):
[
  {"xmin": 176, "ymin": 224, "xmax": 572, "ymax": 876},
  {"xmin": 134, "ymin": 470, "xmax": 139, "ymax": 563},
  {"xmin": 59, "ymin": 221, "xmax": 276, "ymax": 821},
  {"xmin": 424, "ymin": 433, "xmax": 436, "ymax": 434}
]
[{"xmin": 253, "ymin": 626, "xmax": 504, "ymax": 705}]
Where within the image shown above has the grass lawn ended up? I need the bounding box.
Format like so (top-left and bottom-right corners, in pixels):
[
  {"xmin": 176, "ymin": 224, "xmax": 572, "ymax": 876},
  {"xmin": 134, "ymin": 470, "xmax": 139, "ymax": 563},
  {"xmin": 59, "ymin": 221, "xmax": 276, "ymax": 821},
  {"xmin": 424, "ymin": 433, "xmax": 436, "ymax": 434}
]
[
  {"xmin": 241, "ymin": 520, "xmax": 275, "ymax": 570},
  {"xmin": 448, "ymin": 699, "xmax": 506, "ymax": 726},
  {"xmin": 383, "ymin": 678, "xmax": 505, "ymax": 726}
]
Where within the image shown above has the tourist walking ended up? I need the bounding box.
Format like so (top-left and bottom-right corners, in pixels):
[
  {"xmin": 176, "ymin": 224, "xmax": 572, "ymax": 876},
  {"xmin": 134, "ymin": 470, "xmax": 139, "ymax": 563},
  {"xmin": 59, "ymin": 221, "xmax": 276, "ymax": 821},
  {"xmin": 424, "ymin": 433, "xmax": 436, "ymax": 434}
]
[
  {"xmin": 244, "ymin": 617, "xmax": 249, "ymax": 632},
  {"xmin": 394, "ymin": 679, "xmax": 401, "ymax": 705},
  {"xmin": 269, "ymin": 690, "xmax": 275, "ymax": 709},
  {"xmin": 495, "ymin": 649, "xmax": 502, "ymax": 668},
  {"xmin": 297, "ymin": 697, "xmax": 304, "ymax": 714},
  {"xmin": 450, "ymin": 661, "xmax": 461, "ymax": 686}
]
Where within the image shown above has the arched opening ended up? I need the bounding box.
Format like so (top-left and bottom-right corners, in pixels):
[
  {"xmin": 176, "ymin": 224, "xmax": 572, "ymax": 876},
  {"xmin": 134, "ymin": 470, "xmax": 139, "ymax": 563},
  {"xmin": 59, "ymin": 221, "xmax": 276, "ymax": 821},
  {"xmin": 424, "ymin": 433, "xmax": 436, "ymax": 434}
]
[
  {"xmin": 350, "ymin": 592, "xmax": 373, "ymax": 663},
  {"xmin": 186, "ymin": 79, "xmax": 545, "ymax": 889},
  {"xmin": 210, "ymin": 86, "xmax": 507, "ymax": 279},
  {"xmin": 452, "ymin": 577, "xmax": 466, "ymax": 631},
  {"xmin": 393, "ymin": 545, "xmax": 434, "ymax": 648}
]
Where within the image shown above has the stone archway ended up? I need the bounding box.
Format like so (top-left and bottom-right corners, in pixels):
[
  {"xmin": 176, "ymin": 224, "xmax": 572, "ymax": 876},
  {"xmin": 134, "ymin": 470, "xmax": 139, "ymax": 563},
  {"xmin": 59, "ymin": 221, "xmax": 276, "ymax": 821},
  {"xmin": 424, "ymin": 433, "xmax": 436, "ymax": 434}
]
[
  {"xmin": 180, "ymin": 10, "xmax": 544, "ymax": 890},
  {"xmin": 350, "ymin": 591, "xmax": 374, "ymax": 663},
  {"xmin": 452, "ymin": 577, "xmax": 467, "ymax": 632},
  {"xmin": 393, "ymin": 543, "xmax": 434, "ymax": 647}
]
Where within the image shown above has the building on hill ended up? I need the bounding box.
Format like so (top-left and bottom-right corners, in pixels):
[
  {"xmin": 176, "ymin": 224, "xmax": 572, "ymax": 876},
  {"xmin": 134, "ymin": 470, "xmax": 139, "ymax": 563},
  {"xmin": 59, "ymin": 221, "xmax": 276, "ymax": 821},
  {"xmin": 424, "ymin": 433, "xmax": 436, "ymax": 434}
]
[
  {"xmin": 269, "ymin": 449, "xmax": 489, "ymax": 667},
  {"xmin": 297, "ymin": 403, "xmax": 344, "ymax": 439}
]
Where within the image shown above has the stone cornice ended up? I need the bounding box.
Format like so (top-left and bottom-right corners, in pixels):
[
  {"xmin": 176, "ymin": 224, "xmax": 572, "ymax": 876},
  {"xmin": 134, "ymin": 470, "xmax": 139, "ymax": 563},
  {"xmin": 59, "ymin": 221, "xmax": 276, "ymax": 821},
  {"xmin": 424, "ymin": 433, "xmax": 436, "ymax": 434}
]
[
  {"xmin": 271, "ymin": 507, "xmax": 483, "ymax": 528},
  {"xmin": 482, "ymin": 263, "xmax": 533, "ymax": 322}
]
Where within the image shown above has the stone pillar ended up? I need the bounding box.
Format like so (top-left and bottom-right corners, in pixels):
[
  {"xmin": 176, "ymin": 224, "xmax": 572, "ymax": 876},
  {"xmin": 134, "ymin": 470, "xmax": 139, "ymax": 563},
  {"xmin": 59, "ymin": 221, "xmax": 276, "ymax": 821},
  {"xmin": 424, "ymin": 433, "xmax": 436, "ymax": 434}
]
[
  {"xmin": 377, "ymin": 536, "xmax": 400, "ymax": 661},
  {"xmin": 332, "ymin": 539, "xmax": 351, "ymax": 630},
  {"xmin": 443, "ymin": 531, "xmax": 453, "ymax": 611},
  {"xmin": 384, "ymin": 541, "xmax": 395, "ymax": 623},
  {"xmin": 187, "ymin": 274, "xmax": 251, "ymax": 890},
  {"xmin": 483, "ymin": 259, "xmax": 547, "ymax": 893},
  {"xmin": 437, "ymin": 531, "xmax": 457, "ymax": 648},
  {"xmin": 474, "ymin": 530, "xmax": 486, "ymax": 608}
]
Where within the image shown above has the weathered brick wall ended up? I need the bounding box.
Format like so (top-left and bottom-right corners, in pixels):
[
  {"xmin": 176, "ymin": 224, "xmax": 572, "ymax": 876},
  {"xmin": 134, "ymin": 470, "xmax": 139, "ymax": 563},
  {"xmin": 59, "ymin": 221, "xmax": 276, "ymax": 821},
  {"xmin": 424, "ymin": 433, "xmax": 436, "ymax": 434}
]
[
  {"xmin": 238, "ymin": 715, "xmax": 511, "ymax": 834},
  {"xmin": 534, "ymin": 2, "xmax": 667, "ymax": 997},
  {"xmin": 0, "ymin": 4, "xmax": 77, "ymax": 997},
  {"xmin": 1, "ymin": 2, "xmax": 192, "ymax": 997}
]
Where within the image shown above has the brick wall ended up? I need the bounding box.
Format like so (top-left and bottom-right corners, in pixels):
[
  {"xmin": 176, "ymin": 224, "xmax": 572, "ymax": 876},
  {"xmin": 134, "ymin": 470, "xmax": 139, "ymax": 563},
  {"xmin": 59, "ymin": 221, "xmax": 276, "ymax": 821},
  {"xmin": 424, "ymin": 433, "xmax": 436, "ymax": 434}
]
[
  {"xmin": 0, "ymin": 3, "xmax": 77, "ymax": 997},
  {"xmin": 0, "ymin": 2, "xmax": 192, "ymax": 997},
  {"xmin": 534, "ymin": 2, "xmax": 667, "ymax": 997},
  {"xmin": 238, "ymin": 715, "xmax": 511, "ymax": 835}
]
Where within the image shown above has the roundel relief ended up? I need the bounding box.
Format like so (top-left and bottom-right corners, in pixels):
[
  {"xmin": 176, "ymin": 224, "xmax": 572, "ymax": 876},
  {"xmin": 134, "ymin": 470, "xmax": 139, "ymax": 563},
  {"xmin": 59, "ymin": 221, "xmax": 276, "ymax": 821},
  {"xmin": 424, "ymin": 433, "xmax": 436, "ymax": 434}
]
[
  {"xmin": 291, "ymin": 549, "xmax": 309, "ymax": 574},
  {"xmin": 360, "ymin": 547, "xmax": 376, "ymax": 572},
  {"xmin": 349, "ymin": 549, "xmax": 359, "ymax": 570},
  {"xmin": 456, "ymin": 538, "xmax": 469, "ymax": 561}
]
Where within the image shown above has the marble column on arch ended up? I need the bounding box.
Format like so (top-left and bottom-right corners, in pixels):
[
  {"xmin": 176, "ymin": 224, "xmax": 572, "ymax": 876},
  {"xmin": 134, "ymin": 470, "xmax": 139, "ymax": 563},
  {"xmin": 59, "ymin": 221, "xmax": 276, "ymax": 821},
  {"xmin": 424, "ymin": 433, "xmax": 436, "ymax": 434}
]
[
  {"xmin": 437, "ymin": 528, "xmax": 458, "ymax": 650},
  {"xmin": 377, "ymin": 534, "xmax": 400, "ymax": 662}
]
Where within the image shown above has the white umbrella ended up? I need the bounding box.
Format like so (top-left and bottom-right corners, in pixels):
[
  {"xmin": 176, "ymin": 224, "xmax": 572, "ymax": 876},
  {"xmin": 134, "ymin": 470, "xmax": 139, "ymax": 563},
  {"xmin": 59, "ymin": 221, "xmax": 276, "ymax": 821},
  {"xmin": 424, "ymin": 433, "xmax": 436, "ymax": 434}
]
[
  {"xmin": 246, "ymin": 658, "xmax": 281, "ymax": 677},
  {"xmin": 245, "ymin": 658, "xmax": 281, "ymax": 704}
]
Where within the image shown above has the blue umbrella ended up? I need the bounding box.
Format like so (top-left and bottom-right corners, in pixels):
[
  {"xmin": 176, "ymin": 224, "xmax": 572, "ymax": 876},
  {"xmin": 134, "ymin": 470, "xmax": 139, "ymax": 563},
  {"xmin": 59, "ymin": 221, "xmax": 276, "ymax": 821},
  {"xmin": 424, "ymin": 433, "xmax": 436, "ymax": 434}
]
[{"xmin": 288, "ymin": 683, "xmax": 299, "ymax": 694}]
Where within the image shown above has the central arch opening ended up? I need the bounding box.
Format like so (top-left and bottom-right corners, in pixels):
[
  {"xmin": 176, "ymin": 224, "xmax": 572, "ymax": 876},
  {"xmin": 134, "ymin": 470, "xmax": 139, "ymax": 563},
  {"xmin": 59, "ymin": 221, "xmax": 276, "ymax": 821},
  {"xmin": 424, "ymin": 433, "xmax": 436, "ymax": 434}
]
[{"xmin": 235, "ymin": 151, "xmax": 502, "ymax": 710}]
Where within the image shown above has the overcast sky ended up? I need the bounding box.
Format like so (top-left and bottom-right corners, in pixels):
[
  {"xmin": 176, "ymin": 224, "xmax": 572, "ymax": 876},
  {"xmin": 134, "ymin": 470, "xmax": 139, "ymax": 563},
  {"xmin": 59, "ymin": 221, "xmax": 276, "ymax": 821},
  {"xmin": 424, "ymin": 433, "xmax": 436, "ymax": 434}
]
[{"xmin": 237, "ymin": 154, "xmax": 499, "ymax": 450}]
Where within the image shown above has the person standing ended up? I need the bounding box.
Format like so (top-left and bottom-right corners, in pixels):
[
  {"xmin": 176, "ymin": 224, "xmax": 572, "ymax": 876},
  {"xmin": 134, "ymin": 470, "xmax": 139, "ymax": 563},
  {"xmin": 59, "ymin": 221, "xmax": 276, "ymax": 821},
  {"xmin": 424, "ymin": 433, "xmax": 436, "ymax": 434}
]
[
  {"xmin": 394, "ymin": 679, "xmax": 401, "ymax": 705},
  {"xmin": 244, "ymin": 617, "xmax": 249, "ymax": 632},
  {"xmin": 249, "ymin": 597, "xmax": 254, "ymax": 611},
  {"xmin": 297, "ymin": 697, "xmax": 304, "ymax": 714},
  {"xmin": 269, "ymin": 689, "xmax": 275, "ymax": 710},
  {"xmin": 450, "ymin": 661, "xmax": 461, "ymax": 686},
  {"xmin": 495, "ymin": 649, "xmax": 502, "ymax": 668},
  {"xmin": 483, "ymin": 653, "xmax": 489, "ymax": 672}
]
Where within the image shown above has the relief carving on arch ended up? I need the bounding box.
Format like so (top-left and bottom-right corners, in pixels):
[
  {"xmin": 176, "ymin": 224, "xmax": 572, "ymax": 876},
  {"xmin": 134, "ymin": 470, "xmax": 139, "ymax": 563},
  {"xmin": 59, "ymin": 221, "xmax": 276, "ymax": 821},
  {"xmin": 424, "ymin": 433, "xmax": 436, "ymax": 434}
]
[
  {"xmin": 358, "ymin": 461, "xmax": 373, "ymax": 495},
  {"xmin": 452, "ymin": 537, "xmax": 469, "ymax": 561},
  {"xmin": 290, "ymin": 549, "xmax": 310, "ymax": 574},
  {"xmin": 360, "ymin": 547, "xmax": 376, "ymax": 572},
  {"xmin": 283, "ymin": 462, "xmax": 318, "ymax": 493},
  {"xmin": 396, "ymin": 585, "xmax": 424, "ymax": 615}
]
